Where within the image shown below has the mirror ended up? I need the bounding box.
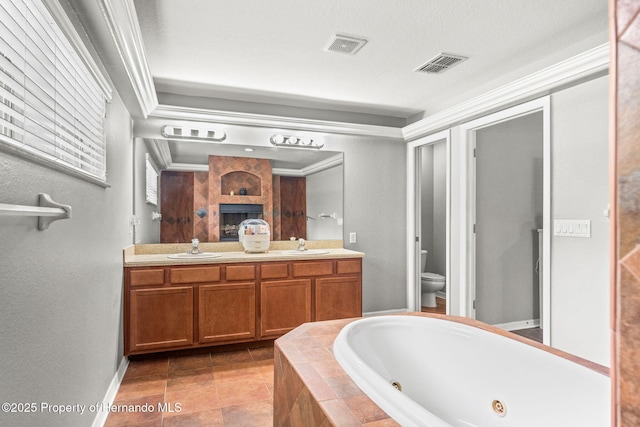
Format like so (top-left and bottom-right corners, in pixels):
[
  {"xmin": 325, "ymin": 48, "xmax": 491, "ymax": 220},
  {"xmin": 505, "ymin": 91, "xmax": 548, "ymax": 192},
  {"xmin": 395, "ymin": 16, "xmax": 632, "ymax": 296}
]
[{"xmin": 134, "ymin": 136, "xmax": 344, "ymax": 244}]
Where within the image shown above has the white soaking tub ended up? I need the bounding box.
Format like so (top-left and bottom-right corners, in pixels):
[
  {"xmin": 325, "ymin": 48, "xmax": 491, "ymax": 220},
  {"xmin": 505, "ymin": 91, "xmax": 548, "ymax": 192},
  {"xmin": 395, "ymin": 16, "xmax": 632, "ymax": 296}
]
[{"xmin": 333, "ymin": 315, "xmax": 609, "ymax": 427}]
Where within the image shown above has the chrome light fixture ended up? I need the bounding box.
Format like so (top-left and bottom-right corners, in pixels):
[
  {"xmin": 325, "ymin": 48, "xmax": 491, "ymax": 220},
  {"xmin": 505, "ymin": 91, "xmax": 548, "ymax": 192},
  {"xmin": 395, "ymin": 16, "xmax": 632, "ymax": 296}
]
[
  {"xmin": 270, "ymin": 134, "xmax": 323, "ymax": 149},
  {"xmin": 162, "ymin": 125, "xmax": 226, "ymax": 142}
]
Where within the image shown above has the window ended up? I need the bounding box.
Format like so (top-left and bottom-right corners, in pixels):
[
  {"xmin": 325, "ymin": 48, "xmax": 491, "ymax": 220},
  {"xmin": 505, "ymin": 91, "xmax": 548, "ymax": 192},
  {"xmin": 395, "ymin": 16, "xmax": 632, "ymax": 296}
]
[
  {"xmin": 145, "ymin": 154, "xmax": 158, "ymax": 205},
  {"xmin": 0, "ymin": 0, "xmax": 108, "ymax": 183}
]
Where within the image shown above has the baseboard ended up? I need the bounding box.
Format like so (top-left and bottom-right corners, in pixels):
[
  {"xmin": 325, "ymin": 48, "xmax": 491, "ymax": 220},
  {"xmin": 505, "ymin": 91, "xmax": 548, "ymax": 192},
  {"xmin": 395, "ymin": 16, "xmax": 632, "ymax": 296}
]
[
  {"xmin": 363, "ymin": 308, "xmax": 409, "ymax": 317},
  {"xmin": 435, "ymin": 291, "xmax": 447, "ymax": 299},
  {"xmin": 91, "ymin": 356, "xmax": 129, "ymax": 427},
  {"xmin": 492, "ymin": 318, "xmax": 540, "ymax": 332}
]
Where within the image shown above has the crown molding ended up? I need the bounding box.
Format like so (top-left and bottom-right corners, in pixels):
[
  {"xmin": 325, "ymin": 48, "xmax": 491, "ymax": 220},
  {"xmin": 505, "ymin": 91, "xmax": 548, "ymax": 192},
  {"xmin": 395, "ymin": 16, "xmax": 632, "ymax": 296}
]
[
  {"xmin": 43, "ymin": 0, "xmax": 113, "ymax": 100},
  {"xmin": 150, "ymin": 104, "xmax": 404, "ymax": 139},
  {"xmin": 98, "ymin": 0, "xmax": 157, "ymax": 116},
  {"xmin": 403, "ymin": 43, "xmax": 610, "ymax": 141},
  {"xmin": 161, "ymin": 155, "xmax": 343, "ymax": 176},
  {"xmin": 145, "ymin": 139, "xmax": 172, "ymax": 169},
  {"xmin": 166, "ymin": 163, "xmax": 209, "ymax": 172},
  {"xmin": 272, "ymin": 153, "xmax": 343, "ymax": 177}
]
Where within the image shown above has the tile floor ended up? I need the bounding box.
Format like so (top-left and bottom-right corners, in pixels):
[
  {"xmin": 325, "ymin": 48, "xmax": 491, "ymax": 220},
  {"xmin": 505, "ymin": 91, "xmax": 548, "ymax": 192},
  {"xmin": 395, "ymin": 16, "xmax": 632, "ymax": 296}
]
[
  {"xmin": 511, "ymin": 327, "xmax": 543, "ymax": 343},
  {"xmin": 421, "ymin": 296, "xmax": 446, "ymax": 315},
  {"xmin": 421, "ymin": 298, "xmax": 544, "ymax": 344},
  {"xmin": 105, "ymin": 344, "xmax": 275, "ymax": 427},
  {"xmin": 105, "ymin": 303, "xmax": 540, "ymax": 427}
]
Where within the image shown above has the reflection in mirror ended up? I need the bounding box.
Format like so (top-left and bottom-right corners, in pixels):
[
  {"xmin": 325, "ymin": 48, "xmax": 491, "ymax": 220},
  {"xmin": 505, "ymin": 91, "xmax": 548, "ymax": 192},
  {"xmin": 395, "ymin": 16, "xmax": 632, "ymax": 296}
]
[{"xmin": 137, "ymin": 138, "xmax": 343, "ymax": 244}]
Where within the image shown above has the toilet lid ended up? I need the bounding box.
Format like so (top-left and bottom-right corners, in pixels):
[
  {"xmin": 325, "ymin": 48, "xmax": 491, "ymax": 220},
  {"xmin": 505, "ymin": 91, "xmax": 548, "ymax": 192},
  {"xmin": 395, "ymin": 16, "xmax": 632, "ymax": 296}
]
[{"xmin": 421, "ymin": 272, "xmax": 445, "ymax": 282}]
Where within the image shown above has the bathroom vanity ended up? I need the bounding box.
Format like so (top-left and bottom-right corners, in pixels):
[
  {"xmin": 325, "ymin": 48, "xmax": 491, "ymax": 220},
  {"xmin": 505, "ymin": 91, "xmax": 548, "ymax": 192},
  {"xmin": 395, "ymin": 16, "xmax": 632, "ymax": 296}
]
[{"xmin": 122, "ymin": 242, "xmax": 363, "ymax": 355}]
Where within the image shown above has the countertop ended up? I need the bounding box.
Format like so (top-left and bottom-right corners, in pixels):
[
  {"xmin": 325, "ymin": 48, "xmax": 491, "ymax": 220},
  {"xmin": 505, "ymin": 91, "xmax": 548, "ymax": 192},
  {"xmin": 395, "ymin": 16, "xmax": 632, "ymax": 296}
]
[{"xmin": 124, "ymin": 240, "xmax": 364, "ymax": 267}]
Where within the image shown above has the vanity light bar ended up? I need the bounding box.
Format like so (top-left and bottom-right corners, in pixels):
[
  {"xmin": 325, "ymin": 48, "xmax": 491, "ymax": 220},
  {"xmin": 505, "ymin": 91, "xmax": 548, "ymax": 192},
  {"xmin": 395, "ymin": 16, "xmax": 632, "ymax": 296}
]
[
  {"xmin": 270, "ymin": 134, "xmax": 324, "ymax": 149},
  {"xmin": 161, "ymin": 125, "xmax": 226, "ymax": 142}
]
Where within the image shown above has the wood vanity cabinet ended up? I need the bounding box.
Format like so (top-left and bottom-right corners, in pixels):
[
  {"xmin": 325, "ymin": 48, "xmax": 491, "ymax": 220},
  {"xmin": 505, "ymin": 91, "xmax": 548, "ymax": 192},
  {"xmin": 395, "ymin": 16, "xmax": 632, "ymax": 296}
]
[
  {"xmin": 129, "ymin": 286, "xmax": 194, "ymax": 353},
  {"xmin": 198, "ymin": 283, "xmax": 256, "ymax": 343},
  {"xmin": 124, "ymin": 257, "xmax": 362, "ymax": 355},
  {"xmin": 260, "ymin": 279, "xmax": 312, "ymax": 338},
  {"xmin": 198, "ymin": 264, "xmax": 257, "ymax": 344}
]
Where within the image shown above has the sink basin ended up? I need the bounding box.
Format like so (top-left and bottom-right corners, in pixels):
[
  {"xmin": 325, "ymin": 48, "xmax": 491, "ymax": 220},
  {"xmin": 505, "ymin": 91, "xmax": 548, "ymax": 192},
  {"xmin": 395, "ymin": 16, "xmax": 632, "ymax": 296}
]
[
  {"xmin": 283, "ymin": 249, "xmax": 330, "ymax": 255},
  {"xmin": 167, "ymin": 252, "xmax": 223, "ymax": 259}
]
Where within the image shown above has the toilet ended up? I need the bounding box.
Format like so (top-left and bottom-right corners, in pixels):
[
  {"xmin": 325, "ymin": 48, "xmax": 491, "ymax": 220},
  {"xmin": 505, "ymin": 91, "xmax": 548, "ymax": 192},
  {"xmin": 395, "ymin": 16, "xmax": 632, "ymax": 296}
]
[{"xmin": 420, "ymin": 249, "xmax": 446, "ymax": 308}]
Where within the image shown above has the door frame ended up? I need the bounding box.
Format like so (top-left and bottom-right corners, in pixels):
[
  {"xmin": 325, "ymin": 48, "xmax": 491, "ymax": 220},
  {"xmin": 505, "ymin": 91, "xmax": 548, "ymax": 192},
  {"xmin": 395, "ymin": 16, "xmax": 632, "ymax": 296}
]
[
  {"xmin": 459, "ymin": 96, "xmax": 551, "ymax": 345},
  {"xmin": 406, "ymin": 129, "xmax": 451, "ymax": 313}
]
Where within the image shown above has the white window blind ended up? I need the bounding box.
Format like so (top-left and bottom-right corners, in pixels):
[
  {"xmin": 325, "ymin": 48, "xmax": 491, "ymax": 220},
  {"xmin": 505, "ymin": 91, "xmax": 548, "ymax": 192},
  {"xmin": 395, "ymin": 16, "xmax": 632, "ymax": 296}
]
[
  {"xmin": 0, "ymin": 0, "xmax": 107, "ymax": 181},
  {"xmin": 145, "ymin": 154, "xmax": 158, "ymax": 205}
]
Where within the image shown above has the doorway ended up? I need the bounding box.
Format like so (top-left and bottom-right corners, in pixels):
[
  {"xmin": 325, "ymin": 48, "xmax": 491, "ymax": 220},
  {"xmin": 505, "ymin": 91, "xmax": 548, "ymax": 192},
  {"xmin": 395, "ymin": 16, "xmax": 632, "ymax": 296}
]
[
  {"xmin": 460, "ymin": 97, "xmax": 551, "ymax": 345},
  {"xmin": 406, "ymin": 130, "xmax": 451, "ymax": 313}
]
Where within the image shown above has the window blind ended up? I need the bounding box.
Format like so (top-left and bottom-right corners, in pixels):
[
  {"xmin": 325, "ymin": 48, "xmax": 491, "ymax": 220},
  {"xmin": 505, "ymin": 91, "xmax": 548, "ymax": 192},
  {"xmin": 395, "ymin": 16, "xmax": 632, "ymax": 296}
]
[
  {"xmin": 0, "ymin": 0, "xmax": 107, "ymax": 181},
  {"xmin": 145, "ymin": 154, "xmax": 158, "ymax": 205}
]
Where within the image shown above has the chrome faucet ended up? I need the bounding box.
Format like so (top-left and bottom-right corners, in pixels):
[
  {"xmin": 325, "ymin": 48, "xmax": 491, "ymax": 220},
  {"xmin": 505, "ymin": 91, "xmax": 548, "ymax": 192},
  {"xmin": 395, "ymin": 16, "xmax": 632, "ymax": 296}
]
[
  {"xmin": 297, "ymin": 238, "xmax": 306, "ymax": 251},
  {"xmin": 191, "ymin": 238, "xmax": 200, "ymax": 254}
]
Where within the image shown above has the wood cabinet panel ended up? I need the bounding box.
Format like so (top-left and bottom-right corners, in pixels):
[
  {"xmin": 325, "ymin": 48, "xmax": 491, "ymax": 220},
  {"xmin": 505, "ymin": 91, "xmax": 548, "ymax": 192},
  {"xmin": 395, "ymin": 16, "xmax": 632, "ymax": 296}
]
[
  {"xmin": 124, "ymin": 257, "xmax": 362, "ymax": 355},
  {"xmin": 199, "ymin": 283, "xmax": 256, "ymax": 343},
  {"xmin": 160, "ymin": 171, "xmax": 194, "ymax": 243},
  {"xmin": 129, "ymin": 287, "xmax": 193, "ymax": 353},
  {"xmin": 130, "ymin": 269, "xmax": 165, "ymax": 287},
  {"xmin": 278, "ymin": 176, "xmax": 307, "ymax": 240},
  {"xmin": 226, "ymin": 264, "xmax": 256, "ymax": 281},
  {"xmin": 261, "ymin": 263, "xmax": 289, "ymax": 279},
  {"xmin": 292, "ymin": 261, "xmax": 333, "ymax": 277},
  {"xmin": 260, "ymin": 279, "xmax": 311, "ymax": 337},
  {"xmin": 171, "ymin": 266, "xmax": 221, "ymax": 284},
  {"xmin": 315, "ymin": 276, "xmax": 362, "ymax": 321},
  {"xmin": 336, "ymin": 259, "xmax": 362, "ymax": 275}
]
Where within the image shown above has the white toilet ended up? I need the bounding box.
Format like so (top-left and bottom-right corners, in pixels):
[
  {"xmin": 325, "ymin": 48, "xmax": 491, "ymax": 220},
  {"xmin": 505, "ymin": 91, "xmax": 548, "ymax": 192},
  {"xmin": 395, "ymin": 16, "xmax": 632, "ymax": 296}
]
[{"xmin": 420, "ymin": 249, "xmax": 446, "ymax": 308}]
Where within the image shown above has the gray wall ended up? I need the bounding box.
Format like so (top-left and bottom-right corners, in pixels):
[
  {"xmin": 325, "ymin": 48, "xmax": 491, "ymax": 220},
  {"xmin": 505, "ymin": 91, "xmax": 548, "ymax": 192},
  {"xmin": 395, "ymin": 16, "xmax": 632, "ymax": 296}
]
[
  {"xmin": 342, "ymin": 137, "xmax": 407, "ymax": 313},
  {"xmin": 474, "ymin": 112, "xmax": 543, "ymax": 325},
  {"xmin": 444, "ymin": 75, "xmax": 609, "ymax": 365},
  {"xmin": 306, "ymin": 164, "xmax": 344, "ymax": 240},
  {"xmin": 0, "ymin": 90, "xmax": 132, "ymax": 426},
  {"xmin": 420, "ymin": 141, "xmax": 446, "ymax": 278},
  {"xmin": 133, "ymin": 138, "xmax": 160, "ymax": 244},
  {"xmin": 420, "ymin": 145, "xmax": 435, "ymax": 261},
  {"xmin": 550, "ymin": 75, "xmax": 609, "ymax": 366}
]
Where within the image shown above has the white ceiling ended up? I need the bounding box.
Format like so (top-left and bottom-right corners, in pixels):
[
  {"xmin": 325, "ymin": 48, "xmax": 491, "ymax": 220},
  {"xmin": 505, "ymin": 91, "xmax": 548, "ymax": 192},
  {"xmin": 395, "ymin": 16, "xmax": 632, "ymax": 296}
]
[
  {"xmin": 69, "ymin": 0, "xmax": 608, "ymax": 170},
  {"xmin": 132, "ymin": 0, "xmax": 608, "ymax": 122}
]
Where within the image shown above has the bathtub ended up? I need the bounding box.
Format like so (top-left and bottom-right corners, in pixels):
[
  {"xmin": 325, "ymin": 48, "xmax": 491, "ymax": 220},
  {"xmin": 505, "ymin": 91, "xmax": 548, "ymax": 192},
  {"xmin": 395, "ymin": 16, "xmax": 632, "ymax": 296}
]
[{"xmin": 333, "ymin": 315, "xmax": 610, "ymax": 427}]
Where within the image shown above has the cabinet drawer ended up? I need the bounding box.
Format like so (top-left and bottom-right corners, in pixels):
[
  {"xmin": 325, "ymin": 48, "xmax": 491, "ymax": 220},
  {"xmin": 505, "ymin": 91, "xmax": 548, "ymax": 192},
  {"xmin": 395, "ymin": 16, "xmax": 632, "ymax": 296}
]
[
  {"xmin": 292, "ymin": 261, "xmax": 333, "ymax": 277},
  {"xmin": 336, "ymin": 259, "xmax": 362, "ymax": 275},
  {"xmin": 261, "ymin": 263, "xmax": 289, "ymax": 279},
  {"xmin": 226, "ymin": 264, "xmax": 256, "ymax": 281},
  {"xmin": 130, "ymin": 269, "xmax": 165, "ymax": 287},
  {"xmin": 170, "ymin": 266, "xmax": 221, "ymax": 284}
]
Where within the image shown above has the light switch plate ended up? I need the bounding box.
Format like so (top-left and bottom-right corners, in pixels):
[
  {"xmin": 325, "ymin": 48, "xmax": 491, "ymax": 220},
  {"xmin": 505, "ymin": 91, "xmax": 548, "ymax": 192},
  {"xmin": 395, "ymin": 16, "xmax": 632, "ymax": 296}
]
[{"xmin": 553, "ymin": 220, "xmax": 590, "ymax": 237}]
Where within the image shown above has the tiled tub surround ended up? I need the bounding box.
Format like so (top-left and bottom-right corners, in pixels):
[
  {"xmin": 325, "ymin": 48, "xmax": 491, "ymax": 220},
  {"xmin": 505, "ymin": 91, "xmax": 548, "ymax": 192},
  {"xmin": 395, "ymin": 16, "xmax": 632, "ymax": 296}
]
[
  {"xmin": 274, "ymin": 314, "xmax": 609, "ymax": 427},
  {"xmin": 614, "ymin": 1, "xmax": 640, "ymax": 424}
]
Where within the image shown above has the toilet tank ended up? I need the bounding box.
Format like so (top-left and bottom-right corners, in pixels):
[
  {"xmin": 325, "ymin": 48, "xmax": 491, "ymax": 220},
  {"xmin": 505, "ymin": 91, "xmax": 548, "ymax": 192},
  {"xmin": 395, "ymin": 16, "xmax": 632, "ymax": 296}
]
[{"xmin": 421, "ymin": 250, "xmax": 427, "ymax": 272}]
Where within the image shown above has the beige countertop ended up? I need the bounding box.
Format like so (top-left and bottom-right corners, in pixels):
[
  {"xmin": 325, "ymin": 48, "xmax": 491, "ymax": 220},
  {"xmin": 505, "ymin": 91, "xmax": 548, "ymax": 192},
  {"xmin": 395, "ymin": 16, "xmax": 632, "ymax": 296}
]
[{"xmin": 124, "ymin": 240, "xmax": 364, "ymax": 267}]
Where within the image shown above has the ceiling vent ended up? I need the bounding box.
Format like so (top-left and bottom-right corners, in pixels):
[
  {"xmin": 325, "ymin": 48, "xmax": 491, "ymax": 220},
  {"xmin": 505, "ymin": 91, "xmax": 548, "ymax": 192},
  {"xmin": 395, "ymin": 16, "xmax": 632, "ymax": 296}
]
[
  {"xmin": 326, "ymin": 34, "xmax": 368, "ymax": 55},
  {"xmin": 415, "ymin": 53, "xmax": 468, "ymax": 74}
]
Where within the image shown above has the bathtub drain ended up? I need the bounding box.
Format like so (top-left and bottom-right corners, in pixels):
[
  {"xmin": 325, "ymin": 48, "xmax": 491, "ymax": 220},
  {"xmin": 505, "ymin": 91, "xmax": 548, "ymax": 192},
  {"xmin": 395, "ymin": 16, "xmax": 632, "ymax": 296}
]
[
  {"xmin": 491, "ymin": 399, "xmax": 506, "ymax": 417},
  {"xmin": 391, "ymin": 381, "xmax": 402, "ymax": 391}
]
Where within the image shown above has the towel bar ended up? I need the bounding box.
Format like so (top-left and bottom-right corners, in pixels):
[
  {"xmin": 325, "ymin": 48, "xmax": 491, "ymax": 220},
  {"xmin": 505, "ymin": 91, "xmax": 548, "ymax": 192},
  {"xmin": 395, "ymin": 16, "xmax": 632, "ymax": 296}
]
[{"xmin": 0, "ymin": 193, "xmax": 72, "ymax": 230}]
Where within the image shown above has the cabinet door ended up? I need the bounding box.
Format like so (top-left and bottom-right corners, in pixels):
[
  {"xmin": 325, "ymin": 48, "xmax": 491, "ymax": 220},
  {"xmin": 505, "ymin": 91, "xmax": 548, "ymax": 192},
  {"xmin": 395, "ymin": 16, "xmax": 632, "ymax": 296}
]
[
  {"xmin": 199, "ymin": 283, "xmax": 256, "ymax": 343},
  {"xmin": 129, "ymin": 287, "xmax": 193, "ymax": 353},
  {"xmin": 260, "ymin": 279, "xmax": 311, "ymax": 338},
  {"xmin": 315, "ymin": 276, "xmax": 362, "ymax": 321},
  {"xmin": 279, "ymin": 176, "xmax": 307, "ymax": 240},
  {"xmin": 160, "ymin": 171, "xmax": 194, "ymax": 243}
]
